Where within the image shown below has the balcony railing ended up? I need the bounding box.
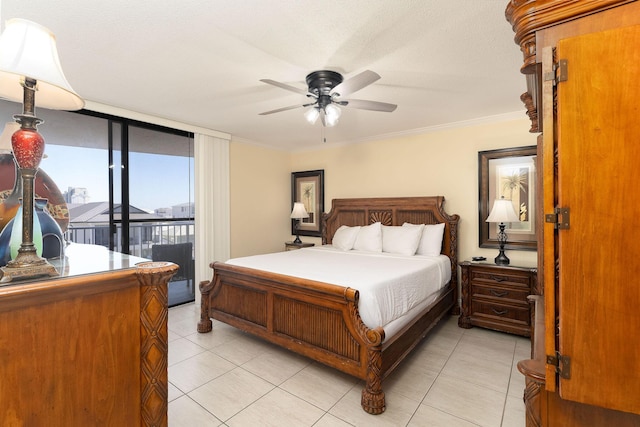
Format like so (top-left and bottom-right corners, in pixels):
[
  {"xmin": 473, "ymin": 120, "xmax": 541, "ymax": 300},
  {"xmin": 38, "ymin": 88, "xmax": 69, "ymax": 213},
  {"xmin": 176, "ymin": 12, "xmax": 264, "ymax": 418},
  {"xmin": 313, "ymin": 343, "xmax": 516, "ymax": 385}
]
[
  {"xmin": 66, "ymin": 220, "xmax": 195, "ymax": 259},
  {"xmin": 66, "ymin": 220, "xmax": 196, "ymax": 306}
]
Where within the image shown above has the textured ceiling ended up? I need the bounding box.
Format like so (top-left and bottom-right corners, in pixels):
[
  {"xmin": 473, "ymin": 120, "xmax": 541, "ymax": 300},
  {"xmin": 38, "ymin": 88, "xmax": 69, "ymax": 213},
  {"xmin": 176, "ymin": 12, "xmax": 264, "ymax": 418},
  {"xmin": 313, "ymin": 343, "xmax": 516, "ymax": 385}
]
[{"xmin": 0, "ymin": 0, "xmax": 527, "ymax": 150}]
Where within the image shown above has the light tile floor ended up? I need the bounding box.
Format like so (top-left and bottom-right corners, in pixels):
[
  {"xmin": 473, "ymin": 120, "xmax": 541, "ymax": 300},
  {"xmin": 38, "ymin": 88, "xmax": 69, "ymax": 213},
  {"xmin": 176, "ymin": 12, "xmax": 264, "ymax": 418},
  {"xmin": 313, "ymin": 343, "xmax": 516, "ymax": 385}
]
[{"xmin": 168, "ymin": 303, "xmax": 529, "ymax": 427}]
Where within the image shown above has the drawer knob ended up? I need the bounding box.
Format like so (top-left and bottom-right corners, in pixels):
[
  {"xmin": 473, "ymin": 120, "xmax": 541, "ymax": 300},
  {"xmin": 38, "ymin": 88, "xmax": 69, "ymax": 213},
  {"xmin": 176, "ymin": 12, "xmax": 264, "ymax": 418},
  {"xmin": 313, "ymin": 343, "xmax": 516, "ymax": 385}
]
[
  {"xmin": 490, "ymin": 275, "xmax": 506, "ymax": 282},
  {"xmin": 490, "ymin": 290, "xmax": 508, "ymax": 297},
  {"xmin": 491, "ymin": 308, "xmax": 509, "ymax": 316}
]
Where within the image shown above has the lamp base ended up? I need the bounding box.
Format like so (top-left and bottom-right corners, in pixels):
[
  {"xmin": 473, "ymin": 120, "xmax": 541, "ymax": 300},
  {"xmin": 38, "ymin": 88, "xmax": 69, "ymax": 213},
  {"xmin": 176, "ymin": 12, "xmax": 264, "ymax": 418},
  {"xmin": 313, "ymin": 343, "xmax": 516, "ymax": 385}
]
[
  {"xmin": 1, "ymin": 252, "xmax": 58, "ymax": 283},
  {"xmin": 494, "ymin": 223, "xmax": 510, "ymax": 266},
  {"xmin": 494, "ymin": 250, "xmax": 510, "ymax": 266},
  {"xmin": 293, "ymin": 235, "xmax": 302, "ymax": 244}
]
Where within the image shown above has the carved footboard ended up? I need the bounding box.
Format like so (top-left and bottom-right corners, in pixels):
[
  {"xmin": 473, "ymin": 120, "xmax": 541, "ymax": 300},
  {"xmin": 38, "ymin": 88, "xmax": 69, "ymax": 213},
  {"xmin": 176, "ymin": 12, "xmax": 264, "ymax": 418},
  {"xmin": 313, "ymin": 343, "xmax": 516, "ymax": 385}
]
[{"xmin": 198, "ymin": 261, "xmax": 388, "ymax": 414}]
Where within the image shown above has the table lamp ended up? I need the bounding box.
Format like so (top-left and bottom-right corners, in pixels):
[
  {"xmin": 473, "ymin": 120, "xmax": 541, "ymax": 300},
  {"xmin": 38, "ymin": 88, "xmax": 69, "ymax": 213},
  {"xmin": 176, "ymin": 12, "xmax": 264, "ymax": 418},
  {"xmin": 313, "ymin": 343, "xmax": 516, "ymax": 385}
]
[
  {"xmin": 0, "ymin": 19, "xmax": 84, "ymax": 282},
  {"xmin": 290, "ymin": 202, "xmax": 309, "ymax": 244},
  {"xmin": 485, "ymin": 197, "xmax": 519, "ymax": 265}
]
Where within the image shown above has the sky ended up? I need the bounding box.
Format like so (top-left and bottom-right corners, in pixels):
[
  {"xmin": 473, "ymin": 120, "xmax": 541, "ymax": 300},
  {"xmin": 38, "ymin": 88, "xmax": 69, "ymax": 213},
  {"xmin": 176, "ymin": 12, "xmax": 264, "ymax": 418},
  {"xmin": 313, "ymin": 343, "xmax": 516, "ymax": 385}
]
[{"xmin": 42, "ymin": 144, "xmax": 194, "ymax": 212}]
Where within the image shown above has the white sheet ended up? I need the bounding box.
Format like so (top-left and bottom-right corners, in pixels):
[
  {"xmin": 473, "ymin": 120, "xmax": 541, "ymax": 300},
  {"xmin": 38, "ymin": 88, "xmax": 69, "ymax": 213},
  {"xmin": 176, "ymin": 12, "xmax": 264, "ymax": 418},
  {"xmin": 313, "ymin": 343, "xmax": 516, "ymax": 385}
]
[{"xmin": 225, "ymin": 245, "xmax": 451, "ymax": 330}]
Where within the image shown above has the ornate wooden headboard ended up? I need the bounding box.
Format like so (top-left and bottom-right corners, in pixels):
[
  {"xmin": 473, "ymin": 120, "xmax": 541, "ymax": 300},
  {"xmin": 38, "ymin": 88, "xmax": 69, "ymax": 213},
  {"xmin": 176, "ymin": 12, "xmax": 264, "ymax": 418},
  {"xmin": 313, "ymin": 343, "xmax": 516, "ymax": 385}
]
[{"xmin": 321, "ymin": 196, "xmax": 460, "ymax": 283}]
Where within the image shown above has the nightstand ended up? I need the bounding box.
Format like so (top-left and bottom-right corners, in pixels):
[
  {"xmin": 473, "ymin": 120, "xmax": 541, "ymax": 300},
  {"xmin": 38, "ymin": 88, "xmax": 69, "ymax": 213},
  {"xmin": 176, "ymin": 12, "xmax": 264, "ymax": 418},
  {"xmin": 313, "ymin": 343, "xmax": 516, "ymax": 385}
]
[
  {"xmin": 458, "ymin": 261, "xmax": 537, "ymax": 337},
  {"xmin": 284, "ymin": 241, "xmax": 314, "ymax": 251}
]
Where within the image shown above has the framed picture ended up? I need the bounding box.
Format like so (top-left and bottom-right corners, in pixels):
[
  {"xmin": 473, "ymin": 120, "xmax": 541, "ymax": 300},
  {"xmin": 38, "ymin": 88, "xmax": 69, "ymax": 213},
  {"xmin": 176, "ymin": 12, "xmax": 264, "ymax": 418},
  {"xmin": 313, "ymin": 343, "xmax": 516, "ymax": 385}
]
[
  {"xmin": 479, "ymin": 146, "xmax": 537, "ymax": 251},
  {"xmin": 291, "ymin": 169, "xmax": 324, "ymax": 238}
]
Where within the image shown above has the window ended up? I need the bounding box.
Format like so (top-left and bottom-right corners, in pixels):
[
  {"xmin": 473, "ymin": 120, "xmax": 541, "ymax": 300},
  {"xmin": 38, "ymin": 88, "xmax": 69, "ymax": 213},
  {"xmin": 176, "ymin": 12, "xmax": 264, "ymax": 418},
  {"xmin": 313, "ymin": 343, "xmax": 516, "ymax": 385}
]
[{"xmin": 0, "ymin": 100, "xmax": 196, "ymax": 306}]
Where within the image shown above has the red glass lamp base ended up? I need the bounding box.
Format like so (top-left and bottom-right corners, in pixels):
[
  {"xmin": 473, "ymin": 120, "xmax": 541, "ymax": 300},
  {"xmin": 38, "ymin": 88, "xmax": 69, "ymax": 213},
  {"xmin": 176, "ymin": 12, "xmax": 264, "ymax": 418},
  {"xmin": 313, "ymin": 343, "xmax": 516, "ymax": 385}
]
[{"xmin": 11, "ymin": 128, "xmax": 45, "ymax": 170}]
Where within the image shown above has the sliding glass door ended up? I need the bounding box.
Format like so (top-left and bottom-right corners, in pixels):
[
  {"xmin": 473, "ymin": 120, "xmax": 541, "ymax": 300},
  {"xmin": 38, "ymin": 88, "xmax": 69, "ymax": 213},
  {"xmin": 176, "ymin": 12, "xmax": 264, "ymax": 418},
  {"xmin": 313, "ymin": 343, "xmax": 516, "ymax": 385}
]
[{"xmin": 128, "ymin": 124, "xmax": 195, "ymax": 306}]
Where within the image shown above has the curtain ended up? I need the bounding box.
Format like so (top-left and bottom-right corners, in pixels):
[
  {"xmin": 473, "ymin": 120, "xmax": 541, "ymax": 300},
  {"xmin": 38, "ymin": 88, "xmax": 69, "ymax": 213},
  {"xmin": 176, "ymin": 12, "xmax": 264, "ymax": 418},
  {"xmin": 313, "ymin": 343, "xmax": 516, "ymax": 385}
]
[{"xmin": 194, "ymin": 133, "xmax": 230, "ymax": 305}]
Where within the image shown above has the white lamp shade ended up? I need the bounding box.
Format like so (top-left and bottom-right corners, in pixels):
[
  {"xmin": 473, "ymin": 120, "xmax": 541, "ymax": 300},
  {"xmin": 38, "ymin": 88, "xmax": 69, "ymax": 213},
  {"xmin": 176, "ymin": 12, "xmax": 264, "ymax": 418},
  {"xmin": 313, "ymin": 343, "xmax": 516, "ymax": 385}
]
[
  {"xmin": 290, "ymin": 202, "xmax": 309, "ymax": 219},
  {"xmin": 0, "ymin": 19, "xmax": 84, "ymax": 110},
  {"xmin": 486, "ymin": 198, "xmax": 519, "ymax": 223}
]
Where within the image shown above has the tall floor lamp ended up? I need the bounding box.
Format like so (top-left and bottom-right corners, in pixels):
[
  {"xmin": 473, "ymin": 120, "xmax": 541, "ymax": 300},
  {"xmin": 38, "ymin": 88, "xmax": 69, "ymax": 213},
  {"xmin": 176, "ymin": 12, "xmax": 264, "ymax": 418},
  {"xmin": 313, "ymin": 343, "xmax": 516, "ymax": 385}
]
[
  {"xmin": 0, "ymin": 19, "xmax": 84, "ymax": 282},
  {"xmin": 485, "ymin": 197, "xmax": 519, "ymax": 266}
]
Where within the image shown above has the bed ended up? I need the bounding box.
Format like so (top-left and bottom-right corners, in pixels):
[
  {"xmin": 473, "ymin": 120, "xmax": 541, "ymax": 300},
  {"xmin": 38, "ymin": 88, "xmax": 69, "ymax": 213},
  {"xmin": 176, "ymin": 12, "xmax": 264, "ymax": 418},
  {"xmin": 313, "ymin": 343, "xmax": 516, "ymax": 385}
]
[{"xmin": 198, "ymin": 196, "xmax": 460, "ymax": 414}]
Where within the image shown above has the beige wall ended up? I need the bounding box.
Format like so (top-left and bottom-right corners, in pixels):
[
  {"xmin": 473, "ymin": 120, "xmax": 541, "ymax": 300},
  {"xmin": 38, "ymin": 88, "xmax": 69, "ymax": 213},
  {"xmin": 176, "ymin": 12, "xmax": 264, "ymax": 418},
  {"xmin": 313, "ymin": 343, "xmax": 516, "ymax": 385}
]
[
  {"xmin": 230, "ymin": 116, "xmax": 538, "ymax": 267},
  {"xmin": 229, "ymin": 141, "xmax": 291, "ymax": 257}
]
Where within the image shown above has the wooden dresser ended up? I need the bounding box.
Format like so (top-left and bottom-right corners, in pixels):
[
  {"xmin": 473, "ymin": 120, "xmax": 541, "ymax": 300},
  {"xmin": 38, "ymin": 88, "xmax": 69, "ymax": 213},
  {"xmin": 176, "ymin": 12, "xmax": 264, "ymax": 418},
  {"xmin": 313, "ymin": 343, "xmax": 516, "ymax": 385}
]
[
  {"xmin": 506, "ymin": 1, "xmax": 640, "ymax": 425},
  {"xmin": 458, "ymin": 261, "xmax": 536, "ymax": 337},
  {"xmin": 0, "ymin": 244, "xmax": 177, "ymax": 427}
]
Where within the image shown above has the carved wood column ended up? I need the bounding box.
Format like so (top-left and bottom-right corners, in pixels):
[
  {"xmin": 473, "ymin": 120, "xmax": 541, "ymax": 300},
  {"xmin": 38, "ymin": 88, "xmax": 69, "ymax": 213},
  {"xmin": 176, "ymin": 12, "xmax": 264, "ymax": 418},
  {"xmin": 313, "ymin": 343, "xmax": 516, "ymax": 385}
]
[{"xmin": 137, "ymin": 261, "xmax": 178, "ymax": 427}]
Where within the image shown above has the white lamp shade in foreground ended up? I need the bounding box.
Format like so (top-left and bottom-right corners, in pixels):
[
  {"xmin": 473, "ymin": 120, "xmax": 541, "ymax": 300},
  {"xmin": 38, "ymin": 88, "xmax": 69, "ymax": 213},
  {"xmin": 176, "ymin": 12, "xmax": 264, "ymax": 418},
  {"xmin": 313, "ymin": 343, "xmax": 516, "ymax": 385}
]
[{"xmin": 0, "ymin": 18, "xmax": 84, "ymax": 110}]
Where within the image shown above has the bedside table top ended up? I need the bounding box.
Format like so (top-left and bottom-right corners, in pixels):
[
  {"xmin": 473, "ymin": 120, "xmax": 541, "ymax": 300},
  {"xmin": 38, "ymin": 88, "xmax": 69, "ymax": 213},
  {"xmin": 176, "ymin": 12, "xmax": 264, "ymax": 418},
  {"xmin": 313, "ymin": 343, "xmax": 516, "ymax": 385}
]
[
  {"xmin": 285, "ymin": 241, "xmax": 314, "ymax": 248},
  {"xmin": 461, "ymin": 260, "xmax": 537, "ymax": 271}
]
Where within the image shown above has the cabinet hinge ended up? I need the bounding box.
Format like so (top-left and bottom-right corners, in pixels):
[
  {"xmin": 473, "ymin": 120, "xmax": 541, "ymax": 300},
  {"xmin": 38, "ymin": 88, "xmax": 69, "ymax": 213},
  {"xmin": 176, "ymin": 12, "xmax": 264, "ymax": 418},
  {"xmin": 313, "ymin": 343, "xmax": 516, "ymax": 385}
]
[
  {"xmin": 547, "ymin": 352, "xmax": 571, "ymax": 379},
  {"xmin": 545, "ymin": 207, "xmax": 570, "ymax": 229},
  {"xmin": 544, "ymin": 59, "xmax": 568, "ymax": 85}
]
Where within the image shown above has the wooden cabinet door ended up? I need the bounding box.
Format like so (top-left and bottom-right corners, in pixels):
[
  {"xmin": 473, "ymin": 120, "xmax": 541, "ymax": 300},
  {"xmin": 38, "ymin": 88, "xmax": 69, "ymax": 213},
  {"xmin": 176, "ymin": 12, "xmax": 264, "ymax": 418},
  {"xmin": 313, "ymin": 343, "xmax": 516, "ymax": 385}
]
[{"xmin": 553, "ymin": 24, "xmax": 640, "ymax": 414}]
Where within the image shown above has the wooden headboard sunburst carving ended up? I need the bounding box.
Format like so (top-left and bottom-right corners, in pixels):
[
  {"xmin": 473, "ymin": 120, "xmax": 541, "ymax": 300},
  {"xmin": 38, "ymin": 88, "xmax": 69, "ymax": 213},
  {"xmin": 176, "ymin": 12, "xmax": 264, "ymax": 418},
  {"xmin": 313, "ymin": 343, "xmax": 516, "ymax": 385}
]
[{"xmin": 320, "ymin": 196, "xmax": 460, "ymax": 286}]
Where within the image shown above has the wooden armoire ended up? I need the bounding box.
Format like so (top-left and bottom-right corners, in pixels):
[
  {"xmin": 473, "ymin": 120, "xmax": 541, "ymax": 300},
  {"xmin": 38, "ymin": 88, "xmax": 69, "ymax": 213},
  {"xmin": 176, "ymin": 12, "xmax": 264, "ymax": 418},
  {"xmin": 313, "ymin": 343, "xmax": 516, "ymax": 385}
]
[{"xmin": 506, "ymin": 1, "xmax": 640, "ymax": 426}]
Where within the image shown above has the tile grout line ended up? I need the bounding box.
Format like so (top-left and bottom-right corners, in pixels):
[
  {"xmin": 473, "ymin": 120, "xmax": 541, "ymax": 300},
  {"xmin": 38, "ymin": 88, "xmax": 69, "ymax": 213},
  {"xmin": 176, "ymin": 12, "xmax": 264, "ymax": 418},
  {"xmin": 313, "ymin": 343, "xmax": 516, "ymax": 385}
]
[
  {"xmin": 409, "ymin": 325, "xmax": 469, "ymax": 426},
  {"xmin": 499, "ymin": 339, "xmax": 519, "ymax": 427}
]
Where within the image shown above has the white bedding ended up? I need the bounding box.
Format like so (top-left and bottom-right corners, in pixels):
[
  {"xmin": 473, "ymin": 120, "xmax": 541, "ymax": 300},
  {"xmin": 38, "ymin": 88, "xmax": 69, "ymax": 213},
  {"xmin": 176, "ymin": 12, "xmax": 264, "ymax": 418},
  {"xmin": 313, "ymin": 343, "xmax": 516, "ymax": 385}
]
[{"xmin": 225, "ymin": 245, "xmax": 451, "ymax": 332}]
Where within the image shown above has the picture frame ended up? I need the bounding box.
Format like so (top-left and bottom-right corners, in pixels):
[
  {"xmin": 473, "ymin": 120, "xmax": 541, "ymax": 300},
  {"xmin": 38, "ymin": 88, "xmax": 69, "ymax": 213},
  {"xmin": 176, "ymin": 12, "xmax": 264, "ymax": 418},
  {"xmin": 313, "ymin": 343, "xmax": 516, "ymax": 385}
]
[
  {"xmin": 291, "ymin": 169, "xmax": 324, "ymax": 238},
  {"xmin": 479, "ymin": 146, "xmax": 537, "ymax": 251}
]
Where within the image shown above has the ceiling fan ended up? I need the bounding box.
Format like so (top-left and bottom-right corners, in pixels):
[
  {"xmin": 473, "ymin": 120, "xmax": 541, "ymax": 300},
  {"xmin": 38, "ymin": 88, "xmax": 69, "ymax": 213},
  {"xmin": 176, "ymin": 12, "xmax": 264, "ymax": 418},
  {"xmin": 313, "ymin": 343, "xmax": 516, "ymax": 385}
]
[{"xmin": 259, "ymin": 70, "xmax": 397, "ymax": 127}]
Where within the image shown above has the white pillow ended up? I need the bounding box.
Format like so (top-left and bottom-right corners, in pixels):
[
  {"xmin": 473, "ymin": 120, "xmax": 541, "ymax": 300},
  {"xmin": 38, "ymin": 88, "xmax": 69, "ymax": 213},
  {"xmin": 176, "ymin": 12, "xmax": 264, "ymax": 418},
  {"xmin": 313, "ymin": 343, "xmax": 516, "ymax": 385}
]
[
  {"xmin": 354, "ymin": 222, "xmax": 382, "ymax": 252},
  {"xmin": 403, "ymin": 222, "xmax": 445, "ymax": 256},
  {"xmin": 382, "ymin": 225, "xmax": 424, "ymax": 256},
  {"xmin": 332, "ymin": 225, "xmax": 361, "ymax": 251}
]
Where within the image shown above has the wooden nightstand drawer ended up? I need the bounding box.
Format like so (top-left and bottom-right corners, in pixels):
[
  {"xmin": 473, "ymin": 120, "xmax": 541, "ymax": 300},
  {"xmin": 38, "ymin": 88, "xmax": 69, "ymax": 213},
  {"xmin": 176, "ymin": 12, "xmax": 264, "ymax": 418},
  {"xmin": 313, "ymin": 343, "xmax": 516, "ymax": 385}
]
[
  {"xmin": 459, "ymin": 261, "xmax": 537, "ymax": 337},
  {"xmin": 469, "ymin": 269, "xmax": 532, "ymax": 289},
  {"xmin": 471, "ymin": 300, "xmax": 530, "ymax": 323},
  {"xmin": 471, "ymin": 284, "xmax": 529, "ymax": 306}
]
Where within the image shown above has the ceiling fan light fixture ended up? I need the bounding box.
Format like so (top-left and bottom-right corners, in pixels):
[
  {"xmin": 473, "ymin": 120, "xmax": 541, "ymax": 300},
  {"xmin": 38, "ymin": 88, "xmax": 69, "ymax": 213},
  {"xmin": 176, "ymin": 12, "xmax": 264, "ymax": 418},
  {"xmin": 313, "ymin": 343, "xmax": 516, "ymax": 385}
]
[
  {"xmin": 304, "ymin": 107, "xmax": 320, "ymax": 124},
  {"xmin": 324, "ymin": 104, "xmax": 341, "ymax": 127},
  {"xmin": 261, "ymin": 69, "xmax": 396, "ymax": 127}
]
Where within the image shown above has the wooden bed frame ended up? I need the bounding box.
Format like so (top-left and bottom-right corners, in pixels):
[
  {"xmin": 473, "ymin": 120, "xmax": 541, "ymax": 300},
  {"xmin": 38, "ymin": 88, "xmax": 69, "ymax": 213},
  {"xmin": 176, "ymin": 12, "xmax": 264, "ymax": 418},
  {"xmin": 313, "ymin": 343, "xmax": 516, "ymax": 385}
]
[{"xmin": 198, "ymin": 196, "xmax": 459, "ymax": 414}]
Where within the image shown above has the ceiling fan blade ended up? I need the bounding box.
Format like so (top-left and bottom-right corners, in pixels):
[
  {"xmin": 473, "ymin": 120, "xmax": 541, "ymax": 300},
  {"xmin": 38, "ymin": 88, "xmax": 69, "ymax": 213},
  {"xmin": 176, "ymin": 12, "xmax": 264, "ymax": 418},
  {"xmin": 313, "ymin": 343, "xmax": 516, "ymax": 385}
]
[
  {"xmin": 331, "ymin": 70, "xmax": 380, "ymax": 97},
  {"xmin": 259, "ymin": 104, "xmax": 304, "ymax": 115},
  {"xmin": 260, "ymin": 79, "xmax": 310, "ymax": 96},
  {"xmin": 343, "ymin": 98, "xmax": 397, "ymax": 112}
]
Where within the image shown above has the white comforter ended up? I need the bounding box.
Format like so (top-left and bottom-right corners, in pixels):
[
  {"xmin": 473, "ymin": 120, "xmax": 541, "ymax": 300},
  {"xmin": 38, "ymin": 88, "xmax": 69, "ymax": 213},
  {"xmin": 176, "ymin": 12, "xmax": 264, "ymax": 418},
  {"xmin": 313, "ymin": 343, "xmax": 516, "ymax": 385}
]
[{"xmin": 225, "ymin": 245, "xmax": 451, "ymax": 329}]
